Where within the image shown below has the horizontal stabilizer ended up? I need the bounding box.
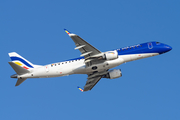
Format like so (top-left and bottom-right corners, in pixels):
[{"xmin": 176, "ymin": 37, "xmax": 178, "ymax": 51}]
[
  {"xmin": 8, "ymin": 62, "xmax": 29, "ymax": 75},
  {"xmin": 15, "ymin": 78, "xmax": 27, "ymax": 86}
]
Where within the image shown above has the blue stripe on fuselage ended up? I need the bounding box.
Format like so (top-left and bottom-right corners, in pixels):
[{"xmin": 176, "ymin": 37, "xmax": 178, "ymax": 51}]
[
  {"xmin": 10, "ymin": 57, "xmax": 34, "ymax": 68},
  {"xmin": 117, "ymin": 41, "xmax": 171, "ymax": 55},
  {"xmin": 63, "ymin": 41, "xmax": 171, "ymax": 62}
]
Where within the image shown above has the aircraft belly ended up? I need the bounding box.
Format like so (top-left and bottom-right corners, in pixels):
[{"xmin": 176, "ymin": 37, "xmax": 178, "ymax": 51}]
[
  {"xmin": 82, "ymin": 57, "xmax": 125, "ymax": 73},
  {"xmin": 31, "ymin": 67, "xmax": 48, "ymax": 78},
  {"xmin": 56, "ymin": 65, "xmax": 73, "ymax": 76},
  {"xmin": 120, "ymin": 53, "xmax": 159, "ymax": 62},
  {"xmin": 142, "ymin": 53, "xmax": 159, "ymax": 58},
  {"xmin": 119, "ymin": 55, "xmax": 132, "ymax": 62},
  {"xmin": 72, "ymin": 65, "xmax": 87, "ymax": 74},
  {"xmin": 106, "ymin": 57, "xmax": 124, "ymax": 69}
]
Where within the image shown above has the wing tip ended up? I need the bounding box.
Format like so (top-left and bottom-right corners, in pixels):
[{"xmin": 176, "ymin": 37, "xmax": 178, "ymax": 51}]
[
  {"xmin": 64, "ymin": 29, "xmax": 71, "ymax": 35},
  {"xmin": 77, "ymin": 86, "xmax": 84, "ymax": 92},
  {"xmin": 64, "ymin": 29, "xmax": 76, "ymax": 36}
]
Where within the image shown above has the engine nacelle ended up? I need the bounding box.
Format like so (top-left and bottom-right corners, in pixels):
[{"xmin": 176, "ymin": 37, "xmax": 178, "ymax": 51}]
[
  {"xmin": 104, "ymin": 50, "xmax": 118, "ymax": 60},
  {"xmin": 103, "ymin": 69, "xmax": 122, "ymax": 79}
]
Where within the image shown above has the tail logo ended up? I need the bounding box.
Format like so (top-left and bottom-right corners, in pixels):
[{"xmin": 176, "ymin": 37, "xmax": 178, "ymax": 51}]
[{"xmin": 10, "ymin": 57, "xmax": 34, "ymax": 69}]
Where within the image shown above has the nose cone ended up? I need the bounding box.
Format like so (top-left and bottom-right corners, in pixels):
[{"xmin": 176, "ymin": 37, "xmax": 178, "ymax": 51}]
[
  {"xmin": 165, "ymin": 45, "xmax": 172, "ymax": 52},
  {"xmin": 159, "ymin": 44, "xmax": 172, "ymax": 54}
]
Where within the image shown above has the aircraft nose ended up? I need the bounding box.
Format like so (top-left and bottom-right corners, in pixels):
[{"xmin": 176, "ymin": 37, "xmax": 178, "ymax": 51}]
[
  {"xmin": 159, "ymin": 44, "xmax": 172, "ymax": 54},
  {"xmin": 165, "ymin": 44, "xmax": 172, "ymax": 52}
]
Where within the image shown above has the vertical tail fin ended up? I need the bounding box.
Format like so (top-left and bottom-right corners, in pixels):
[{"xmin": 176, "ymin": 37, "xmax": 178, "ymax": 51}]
[
  {"xmin": 8, "ymin": 52, "xmax": 35, "ymax": 70},
  {"xmin": 8, "ymin": 52, "xmax": 41, "ymax": 86}
]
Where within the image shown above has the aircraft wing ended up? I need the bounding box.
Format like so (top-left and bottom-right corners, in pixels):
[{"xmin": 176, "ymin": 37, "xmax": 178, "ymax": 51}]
[
  {"xmin": 83, "ymin": 76, "xmax": 102, "ymax": 91},
  {"xmin": 65, "ymin": 29, "xmax": 108, "ymax": 91},
  {"xmin": 83, "ymin": 71, "xmax": 108, "ymax": 91},
  {"xmin": 64, "ymin": 29, "xmax": 101, "ymax": 59}
]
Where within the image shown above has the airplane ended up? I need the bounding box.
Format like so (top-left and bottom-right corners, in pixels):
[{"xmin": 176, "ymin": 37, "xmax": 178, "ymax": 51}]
[{"xmin": 8, "ymin": 29, "xmax": 172, "ymax": 92}]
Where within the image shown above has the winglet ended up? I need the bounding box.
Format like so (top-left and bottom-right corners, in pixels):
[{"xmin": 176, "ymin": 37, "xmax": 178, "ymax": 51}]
[
  {"xmin": 64, "ymin": 29, "xmax": 71, "ymax": 35},
  {"xmin": 77, "ymin": 86, "xmax": 84, "ymax": 92}
]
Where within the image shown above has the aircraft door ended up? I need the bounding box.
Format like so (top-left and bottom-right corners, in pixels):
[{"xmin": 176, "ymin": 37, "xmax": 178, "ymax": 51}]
[{"xmin": 45, "ymin": 66, "xmax": 49, "ymax": 72}]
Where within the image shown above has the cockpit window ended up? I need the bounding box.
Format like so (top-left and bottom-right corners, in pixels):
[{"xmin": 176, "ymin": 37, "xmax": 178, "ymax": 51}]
[{"xmin": 156, "ymin": 42, "xmax": 160, "ymax": 44}]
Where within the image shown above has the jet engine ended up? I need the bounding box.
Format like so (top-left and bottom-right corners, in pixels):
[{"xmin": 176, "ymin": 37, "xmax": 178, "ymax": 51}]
[
  {"xmin": 86, "ymin": 50, "xmax": 118, "ymax": 62},
  {"xmin": 103, "ymin": 50, "xmax": 118, "ymax": 60},
  {"xmin": 103, "ymin": 69, "xmax": 122, "ymax": 79}
]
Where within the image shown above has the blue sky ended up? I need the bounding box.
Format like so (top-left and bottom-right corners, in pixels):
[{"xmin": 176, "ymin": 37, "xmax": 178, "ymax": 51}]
[{"xmin": 1, "ymin": 0, "xmax": 179, "ymax": 119}]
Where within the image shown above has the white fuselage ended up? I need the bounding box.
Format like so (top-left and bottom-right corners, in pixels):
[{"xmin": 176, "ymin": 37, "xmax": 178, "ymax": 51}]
[{"xmin": 18, "ymin": 53, "xmax": 159, "ymax": 79}]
